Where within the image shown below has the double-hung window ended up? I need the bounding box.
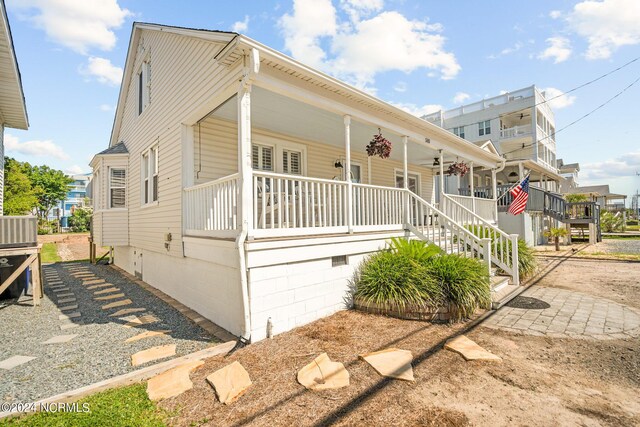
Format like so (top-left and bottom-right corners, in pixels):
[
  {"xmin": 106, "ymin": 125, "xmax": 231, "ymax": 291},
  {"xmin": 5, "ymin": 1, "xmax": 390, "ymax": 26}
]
[
  {"xmin": 452, "ymin": 126, "xmax": 465, "ymax": 139},
  {"xmin": 252, "ymin": 144, "xmax": 274, "ymax": 171},
  {"xmin": 478, "ymin": 120, "xmax": 491, "ymax": 136},
  {"xmin": 109, "ymin": 168, "xmax": 126, "ymax": 208},
  {"xmin": 138, "ymin": 59, "xmax": 151, "ymax": 115},
  {"xmin": 142, "ymin": 145, "xmax": 158, "ymax": 205}
]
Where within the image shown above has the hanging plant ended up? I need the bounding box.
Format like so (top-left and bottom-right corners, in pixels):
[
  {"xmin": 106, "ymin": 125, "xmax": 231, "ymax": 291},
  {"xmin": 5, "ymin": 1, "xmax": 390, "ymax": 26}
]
[
  {"xmin": 366, "ymin": 128, "xmax": 392, "ymax": 159},
  {"xmin": 446, "ymin": 161, "xmax": 470, "ymax": 177}
]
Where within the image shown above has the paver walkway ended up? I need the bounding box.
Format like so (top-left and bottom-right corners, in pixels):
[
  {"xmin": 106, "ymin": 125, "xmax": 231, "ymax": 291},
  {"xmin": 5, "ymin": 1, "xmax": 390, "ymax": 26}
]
[{"xmin": 483, "ymin": 286, "xmax": 640, "ymax": 340}]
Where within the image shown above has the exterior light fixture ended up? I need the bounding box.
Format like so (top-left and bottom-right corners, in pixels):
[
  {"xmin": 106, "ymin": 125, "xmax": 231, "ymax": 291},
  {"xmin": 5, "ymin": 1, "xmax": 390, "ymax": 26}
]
[{"xmin": 334, "ymin": 160, "xmax": 343, "ymax": 168}]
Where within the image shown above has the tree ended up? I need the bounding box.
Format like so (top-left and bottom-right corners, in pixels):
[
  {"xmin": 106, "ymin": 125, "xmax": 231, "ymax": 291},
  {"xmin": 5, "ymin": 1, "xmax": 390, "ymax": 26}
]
[
  {"xmin": 27, "ymin": 164, "xmax": 73, "ymax": 221},
  {"xmin": 3, "ymin": 157, "xmax": 37, "ymax": 215},
  {"xmin": 565, "ymin": 193, "xmax": 589, "ymax": 203},
  {"xmin": 544, "ymin": 227, "xmax": 568, "ymax": 251},
  {"xmin": 68, "ymin": 206, "xmax": 92, "ymax": 232}
]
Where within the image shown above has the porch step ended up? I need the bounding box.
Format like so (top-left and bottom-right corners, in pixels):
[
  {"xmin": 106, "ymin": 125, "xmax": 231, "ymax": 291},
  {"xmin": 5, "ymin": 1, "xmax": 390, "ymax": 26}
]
[
  {"xmin": 490, "ymin": 275, "xmax": 510, "ymax": 292},
  {"xmin": 491, "ymin": 282, "xmax": 526, "ymax": 310}
]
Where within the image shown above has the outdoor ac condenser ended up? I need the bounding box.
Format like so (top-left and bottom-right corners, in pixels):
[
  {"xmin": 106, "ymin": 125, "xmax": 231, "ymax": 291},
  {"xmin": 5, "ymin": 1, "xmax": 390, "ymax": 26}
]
[{"xmin": 0, "ymin": 216, "xmax": 38, "ymax": 249}]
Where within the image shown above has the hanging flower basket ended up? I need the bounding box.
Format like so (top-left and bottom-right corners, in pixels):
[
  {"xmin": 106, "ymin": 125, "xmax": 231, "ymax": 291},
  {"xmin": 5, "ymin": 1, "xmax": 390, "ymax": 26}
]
[
  {"xmin": 446, "ymin": 161, "xmax": 469, "ymax": 177},
  {"xmin": 366, "ymin": 129, "xmax": 392, "ymax": 159}
]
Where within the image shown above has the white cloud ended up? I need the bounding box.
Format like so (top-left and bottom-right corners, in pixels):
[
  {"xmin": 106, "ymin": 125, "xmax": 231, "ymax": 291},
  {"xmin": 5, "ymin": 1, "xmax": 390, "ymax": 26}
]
[
  {"xmin": 568, "ymin": 0, "xmax": 640, "ymax": 59},
  {"xmin": 11, "ymin": 0, "xmax": 131, "ymax": 54},
  {"xmin": 279, "ymin": 0, "xmax": 460, "ymax": 89},
  {"xmin": 99, "ymin": 104, "xmax": 115, "ymax": 112},
  {"xmin": 389, "ymin": 102, "xmax": 442, "ymax": 118},
  {"xmin": 4, "ymin": 134, "xmax": 69, "ymax": 160},
  {"xmin": 393, "ymin": 81, "xmax": 407, "ymax": 93},
  {"xmin": 581, "ymin": 151, "xmax": 640, "ymax": 181},
  {"xmin": 549, "ymin": 10, "xmax": 562, "ymax": 19},
  {"xmin": 488, "ymin": 42, "xmax": 523, "ymax": 59},
  {"xmin": 541, "ymin": 87, "xmax": 576, "ymax": 109},
  {"xmin": 81, "ymin": 57, "xmax": 122, "ymax": 86},
  {"xmin": 232, "ymin": 15, "xmax": 249, "ymax": 33},
  {"xmin": 65, "ymin": 165, "xmax": 86, "ymax": 175},
  {"xmin": 538, "ymin": 36, "xmax": 572, "ymax": 63},
  {"xmin": 452, "ymin": 92, "xmax": 470, "ymax": 104}
]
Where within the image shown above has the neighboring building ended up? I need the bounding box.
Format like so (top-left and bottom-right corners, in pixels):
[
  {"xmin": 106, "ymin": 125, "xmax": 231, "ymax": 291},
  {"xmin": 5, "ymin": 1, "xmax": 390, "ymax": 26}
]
[
  {"xmin": 0, "ymin": 0, "xmax": 29, "ymax": 215},
  {"xmin": 51, "ymin": 173, "xmax": 92, "ymax": 227},
  {"xmin": 90, "ymin": 22, "xmax": 518, "ymax": 342},
  {"xmin": 565, "ymin": 184, "xmax": 627, "ymax": 211},
  {"xmin": 557, "ymin": 159, "xmax": 580, "ymax": 193}
]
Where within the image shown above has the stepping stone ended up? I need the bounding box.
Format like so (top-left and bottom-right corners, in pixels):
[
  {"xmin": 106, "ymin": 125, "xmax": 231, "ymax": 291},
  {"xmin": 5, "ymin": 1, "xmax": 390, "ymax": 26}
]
[
  {"xmin": 59, "ymin": 312, "xmax": 81, "ymax": 320},
  {"xmin": 60, "ymin": 323, "xmax": 79, "ymax": 330},
  {"xmin": 47, "ymin": 280, "xmax": 63, "ymax": 285},
  {"xmin": 297, "ymin": 353, "xmax": 350, "ymax": 391},
  {"xmin": 56, "ymin": 292, "xmax": 75, "ymax": 298},
  {"xmin": 125, "ymin": 329, "xmax": 171, "ymax": 343},
  {"xmin": 110, "ymin": 307, "xmax": 146, "ymax": 317},
  {"xmin": 206, "ymin": 361, "xmax": 252, "ymax": 405},
  {"xmin": 94, "ymin": 287, "xmax": 120, "ymax": 295},
  {"xmin": 123, "ymin": 314, "xmax": 159, "ymax": 328},
  {"xmin": 444, "ymin": 335, "xmax": 502, "ymax": 362},
  {"xmin": 52, "ymin": 288, "xmax": 70, "ymax": 293},
  {"xmin": 42, "ymin": 334, "xmax": 78, "ymax": 344},
  {"xmin": 0, "ymin": 355, "xmax": 37, "ymax": 370},
  {"xmin": 131, "ymin": 344, "xmax": 176, "ymax": 366},
  {"xmin": 94, "ymin": 293, "xmax": 125, "ymax": 301},
  {"xmin": 360, "ymin": 348, "xmax": 414, "ymax": 381},
  {"xmin": 59, "ymin": 304, "xmax": 79, "ymax": 311},
  {"xmin": 58, "ymin": 297, "xmax": 77, "ymax": 304},
  {"xmin": 102, "ymin": 299, "xmax": 132, "ymax": 310},
  {"xmin": 87, "ymin": 283, "xmax": 113, "ymax": 290},
  {"xmin": 83, "ymin": 279, "xmax": 106, "ymax": 285},
  {"xmin": 146, "ymin": 360, "xmax": 204, "ymax": 401}
]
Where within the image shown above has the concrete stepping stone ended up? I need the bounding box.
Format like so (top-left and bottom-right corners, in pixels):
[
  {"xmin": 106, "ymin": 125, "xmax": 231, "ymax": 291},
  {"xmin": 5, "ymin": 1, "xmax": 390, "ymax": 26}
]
[
  {"xmin": 87, "ymin": 283, "xmax": 113, "ymax": 290},
  {"xmin": 94, "ymin": 287, "xmax": 120, "ymax": 295},
  {"xmin": 206, "ymin": 361, "xmax": 252, "ymax": 405},
  {"xmin": 94, "ymin": 293, "xmax": 125, "ymax": 301},
  {"xmin": 444, "ymin": 335, "xmax": 502, "ymax": 362},
  {"xmin": 56, "ymin": 292, "xmax": 75, "ymax": 298},
  {"xmin": 102, "ymin": 299, "xmax": 132, "ymax": 310},
  {"xmin": 0, "ymin": 355, "xmax": 37, "ymax": 370},
  {"xmin": 47, "ymin": 280, "xmax": 63, "ymax": 285},
  {"xmin": 360, "ymin": 348, "xmax": 414, "ymax": 381},
  {"xmin": 59, "ymin": 304, "xmax": 79, "ymax": 311},
  {"xmin": 146, "ymin": 360, "xmax": 204, "ymax": 401},
  {"xmin": 131, "ymin": 344, "xmax": 176, "ymax": 366},
  {"xmin": 52, "ymin": 288, "xmax": 70, "ymax": 293},
  {"xmin": 125, "ymin": 330, "xmax": 171, "ymax": 343},
  {"xmin": 123, "ymin": 314, "xmax": 159, "ymax": 328},
  {"xmin": 58, "ymin": 297, "xmax": 77, "ymax": 304},
  {"xmin": 110, "ymin": 307, "xmax": 146, "ymax": 317},
  {"xmin": 42, "ymin": 334, "xmax": 78, "ymax": 344},
  {"xmin": 297, "ymin": 353, "xmax": 350, "ymax": 391},
  {"xmin": 60, "ymin": 323, "xmax": 79, "ymax": 330},
  {"xmin": 59, "ymin": 312, "xmax": 81, "ymax": 320},
  {"xmin": 72, "ymin": 273, "xmax": 94, "ymax": 278},
  {"xmin": 83, "ymin": 279, "xmax": 106, "ymax": 285}
]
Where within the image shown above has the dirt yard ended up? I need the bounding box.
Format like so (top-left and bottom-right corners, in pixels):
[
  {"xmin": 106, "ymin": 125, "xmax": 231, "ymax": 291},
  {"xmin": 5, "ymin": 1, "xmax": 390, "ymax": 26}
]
[
  {"xmin": 37, "ymin": 233, "xmax": 107, "ymax": 261},
  {"xmin": 155, "ymin": 254, "xmax": 640, "ymax": 426}
]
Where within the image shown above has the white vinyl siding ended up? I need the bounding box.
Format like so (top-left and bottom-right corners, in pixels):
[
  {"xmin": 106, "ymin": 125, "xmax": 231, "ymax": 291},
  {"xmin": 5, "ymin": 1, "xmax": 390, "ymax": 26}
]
[
  {"xmin": 138, "ymin": 59, "xmax": 151, "ymax": 115},
  {"xmin": 109, "ymin": 168, "xmax": 126, "ymax": 208}
]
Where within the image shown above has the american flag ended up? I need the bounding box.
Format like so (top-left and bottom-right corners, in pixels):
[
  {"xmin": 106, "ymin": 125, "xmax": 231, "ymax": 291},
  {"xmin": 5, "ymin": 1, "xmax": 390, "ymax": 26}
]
[{"xmin": 507, "ymin": 176, "xmax": 530, "ymax": 215}]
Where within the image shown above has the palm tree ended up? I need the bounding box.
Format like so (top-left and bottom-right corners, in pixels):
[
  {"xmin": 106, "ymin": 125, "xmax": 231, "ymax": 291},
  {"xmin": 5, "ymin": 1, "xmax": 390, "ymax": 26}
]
[{"xmin": 544, "ymin": 227, "xmax": 568, "ymax": 251}]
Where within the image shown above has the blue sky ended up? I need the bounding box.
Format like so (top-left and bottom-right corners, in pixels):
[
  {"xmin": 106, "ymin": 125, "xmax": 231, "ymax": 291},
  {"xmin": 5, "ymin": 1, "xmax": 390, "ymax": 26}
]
[{"xmin": 4, "ymin": 0, "xmax": 640, "ymax": 199}]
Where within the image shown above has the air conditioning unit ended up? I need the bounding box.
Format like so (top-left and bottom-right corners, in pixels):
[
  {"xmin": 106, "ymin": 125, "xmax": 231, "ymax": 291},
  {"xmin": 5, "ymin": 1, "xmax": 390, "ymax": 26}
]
[{"xmin": 0, "ymin": 216, "xmax": 38, "ymax": 249}]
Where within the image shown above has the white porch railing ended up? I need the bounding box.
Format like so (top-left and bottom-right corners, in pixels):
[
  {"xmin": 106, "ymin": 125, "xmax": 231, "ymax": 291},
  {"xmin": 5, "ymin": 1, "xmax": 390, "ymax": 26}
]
[
  {"xmin": 500, "ymin": 124, "xmax": 532, "ymax": 139},
  {"xmin": 252, "ymin": 171, "xmax": 349, "ymax": 237},
  {"xmin": 184, "ymin": 173, "xmax": 239, "ymax": 237},
  {"xmin": 447, "ymin": 194, "xmax": 497, "ymax": 223},
  {"xmin": 352, "ymin": 183, "xmax": 404, "ymax": 230},
  {"xmin": 441, "ymin": 194, "xmax": 519, "ymax": 284}
]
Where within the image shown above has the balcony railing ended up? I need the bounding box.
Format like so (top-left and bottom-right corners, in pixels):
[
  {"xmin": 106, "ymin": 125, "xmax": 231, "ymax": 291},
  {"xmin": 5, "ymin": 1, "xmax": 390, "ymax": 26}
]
[{"xmin": 500, "ymin": 124, "xmax": 532, "ymax": 139}]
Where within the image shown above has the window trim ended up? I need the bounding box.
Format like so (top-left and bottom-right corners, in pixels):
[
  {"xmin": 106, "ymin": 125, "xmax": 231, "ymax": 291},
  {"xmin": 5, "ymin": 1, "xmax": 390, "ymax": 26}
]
[
  {"xmin": 138, "ymin": 57, "xmax": 151, "ymax": 115},
  {"xmin": 394, "ymin": 169, "xmax": 421, "ymax": 195},
  {"xmin": 478, "ymin": 120, "xmax": 491, "ymax": 136},
  {"xmin": 108, "ymin": 167, "xmax": 127, "ymax": 209},
  {"xmin": 141, "ymin": 143, "xmax": 159, "ymax": 206},
  {"xmin": 252, "ymin": 135, "xmax": 307, "ymax": 175},
  {"xmin": 252, "ymin": 142, "xmax": 275, "ymax": 172}
]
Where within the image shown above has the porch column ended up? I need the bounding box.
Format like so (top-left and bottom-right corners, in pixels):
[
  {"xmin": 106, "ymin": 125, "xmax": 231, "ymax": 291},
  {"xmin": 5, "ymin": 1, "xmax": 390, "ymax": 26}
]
[
  {"xmin": 344, "ymin": 115, "xmax": 353, "ymax": 233},
  {"xmin": 238, "ymin": 85, "xmax": 253, "ymax": 238},
  {"xmin": 439, "ymin": 150, "xmax": 444, "ymax": 199},
  {"xmin": 518, "ymin": 162, "xmax": 525, "ymax": 180},
  {"xmin": 402, "ymin": 136, "xmax": 409, "ymax": 226},
  {"xmin": 469, "ymin": 161, "xmax": 475, "ymax": 212},
  {"xmin": 491, "ymin": 168, "xmax": 498, "ymax": 222}
]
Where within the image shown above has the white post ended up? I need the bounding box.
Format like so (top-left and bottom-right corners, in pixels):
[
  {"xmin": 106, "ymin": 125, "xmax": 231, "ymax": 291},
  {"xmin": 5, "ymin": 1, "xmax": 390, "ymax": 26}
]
[
  {"xmin": 469, "ymin": 161, "xmax": 475, "ymax": 213},
  {"xmin": 491, "ymin": 168, "xmax": 498, "ymax": 222},
  {"xmin": 518, "ymin": 162, "xmax": 525, "ymax": 180},
  {"xmin": 238, "ymin": 86, "xmax": 253, "ymax": 239},
  {"xmin": 439, "ymin": 150, "xmax": 444, "ymax": 198},
  {"xmin": 344, "ymin": 115, "xmax": 353, "ymax": 234},
  {"xmin": 510, "ymin": 234, "xmax": 520, "ymax": 286},
  {"xmin": 367, "ymin": 156, "xmax": 372, "ymax": 184},
  {"xmin": 402, "ymin": 136, "xmax": 409, "ymax": 227}
]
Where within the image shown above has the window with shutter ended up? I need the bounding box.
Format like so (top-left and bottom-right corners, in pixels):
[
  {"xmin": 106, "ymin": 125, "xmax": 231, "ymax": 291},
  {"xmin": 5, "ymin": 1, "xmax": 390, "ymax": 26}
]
[
  {"xmin": 110, "ymin": 168, "xmax": 126, "ymax": 208},
  {"xmin": 251, "ymin": 144, "xmax": 274, "ymax": 171},
  {"xmin": 283, "ymin": 150, "xmax": 301, "ymax": 175}
]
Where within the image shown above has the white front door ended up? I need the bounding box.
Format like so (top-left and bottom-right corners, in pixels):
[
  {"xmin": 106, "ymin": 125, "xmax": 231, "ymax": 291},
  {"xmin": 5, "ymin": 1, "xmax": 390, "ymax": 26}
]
[{"xmin": 395, "ymin": 172, "xmax": 419, "ymax": 195}]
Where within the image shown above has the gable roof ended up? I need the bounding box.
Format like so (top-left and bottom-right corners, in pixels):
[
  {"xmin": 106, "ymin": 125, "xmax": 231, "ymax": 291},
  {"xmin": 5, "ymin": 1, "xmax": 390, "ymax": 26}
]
[
  {"xmin": 0, "ymin": 0, "xmax": 28, "ymax": 129},
  {"xmin": 97, "ymin": 141, "xmax": 128, "ymax": 155},
  {"xmin": 566, "ymin": 185, "xmax": 609, "ymax": 196}
]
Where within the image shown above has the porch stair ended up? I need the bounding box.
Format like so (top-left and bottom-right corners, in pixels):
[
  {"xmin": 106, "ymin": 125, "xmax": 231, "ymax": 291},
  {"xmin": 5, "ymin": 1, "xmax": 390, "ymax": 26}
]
[{"xmin": 491, "ymin": 281, "xmax": 525, "ymax": 310}]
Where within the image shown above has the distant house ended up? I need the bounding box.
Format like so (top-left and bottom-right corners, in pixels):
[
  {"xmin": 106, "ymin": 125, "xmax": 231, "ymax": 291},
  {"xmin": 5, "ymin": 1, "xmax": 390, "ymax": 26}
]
[
  {"xmin": 557, "ymin": 159, "xmax": 580, "ymax": 193},
  {"xmin": 90, "ymin": 22, "xmax": 523, "ymax": 342},
  {"xmin": 565, "ymin": 185, "xmax": 627, "ymax": 211},
  {"xmin": 0, "ymin": 0, "xmax": 29, "ymax": 215},
  {"xmin": 51, "ymin": 173, "xmax": 92, "ymax": 227}
]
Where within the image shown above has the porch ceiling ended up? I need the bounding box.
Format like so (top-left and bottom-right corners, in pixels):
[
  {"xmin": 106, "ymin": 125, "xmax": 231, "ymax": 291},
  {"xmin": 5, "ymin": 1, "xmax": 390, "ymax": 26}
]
[{"xmin": 211, "ymin": 87, "xmax": 463, "ymax": 168}]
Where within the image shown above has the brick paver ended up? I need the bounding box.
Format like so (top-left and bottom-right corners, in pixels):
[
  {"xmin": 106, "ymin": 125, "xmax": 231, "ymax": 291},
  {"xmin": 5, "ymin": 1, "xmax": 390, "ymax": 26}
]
[{"xmin": 483, "ymin": 287, "xmax": 640, "ymax": 340}]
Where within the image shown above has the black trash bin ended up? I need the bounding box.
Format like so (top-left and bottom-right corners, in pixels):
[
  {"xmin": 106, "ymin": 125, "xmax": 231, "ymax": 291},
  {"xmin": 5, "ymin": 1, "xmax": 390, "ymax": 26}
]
[{"xmin": 0, "ymin": 255, "xmax": 29, "ymax": 300}]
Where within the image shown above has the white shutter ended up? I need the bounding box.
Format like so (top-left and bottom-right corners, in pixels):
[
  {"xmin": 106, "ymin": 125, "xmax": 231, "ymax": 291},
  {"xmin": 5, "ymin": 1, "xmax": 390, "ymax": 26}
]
[
  {"xmin": 283, "ymin": 150, "xmax": 301, "ymax": 175},
  {"xmin": 110, "ymin": 168, "xmax": 126, "ymax": 208},
  {"xmin": 262, "ymin": 146, "xmax": 273, "ymax": 171}
]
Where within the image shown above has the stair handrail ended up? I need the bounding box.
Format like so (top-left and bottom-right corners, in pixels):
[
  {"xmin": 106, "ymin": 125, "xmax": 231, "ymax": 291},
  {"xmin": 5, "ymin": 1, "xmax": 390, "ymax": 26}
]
[{"xmin": 441, "ymin": 193, "xmax": 519, "ymax": 285}]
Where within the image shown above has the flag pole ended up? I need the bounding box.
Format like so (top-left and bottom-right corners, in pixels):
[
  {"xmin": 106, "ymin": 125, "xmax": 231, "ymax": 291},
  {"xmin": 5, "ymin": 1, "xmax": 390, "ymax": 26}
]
[{"xmin": 496, "ymin": 173, "xmax": 531, "ymax": 202}]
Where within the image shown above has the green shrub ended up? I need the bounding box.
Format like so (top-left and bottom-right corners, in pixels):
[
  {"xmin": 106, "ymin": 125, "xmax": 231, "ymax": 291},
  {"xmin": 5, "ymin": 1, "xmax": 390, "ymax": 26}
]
[
  {"xmin": 387, "ymin": 237, "xmax": 441, "ymax": 262},
  {"xmin": 354, "ymin": 250, "xmax": 443, "ymax": 311},
  {"xmin": 600, "ymin": 211, "xmax": 624, "ymax": 232},
  {"xmin": 68, "ymin": 206, "xmax": 92, "ymax": 232},
  {"xmin": 565, "ymin": 193, "xmax": 589, "ymax": 203},
  {"xmin": 517, "ymin": 239, "xmax": 538, "ymax": 279},
  {"xmin": 426, "ymin": 254, "xmax": 491, "ymax": 320}
]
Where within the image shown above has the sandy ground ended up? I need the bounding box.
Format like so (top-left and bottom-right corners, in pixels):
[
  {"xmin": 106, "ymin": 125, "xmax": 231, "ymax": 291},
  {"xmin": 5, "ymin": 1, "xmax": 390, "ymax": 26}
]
[
  {"xmin": 37, "ymin": 233, "xmax": 107, "ymax": 261},
  {"xmin": 158, "ymin": 255, "xmax": 640, "ymax": 426}
]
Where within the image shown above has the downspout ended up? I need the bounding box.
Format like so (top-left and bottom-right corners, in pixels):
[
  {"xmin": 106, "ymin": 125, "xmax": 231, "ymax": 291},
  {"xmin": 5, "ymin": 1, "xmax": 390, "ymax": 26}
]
[{"xmin": 236, "ymin": 46, "xmax": 260, "ymax": 345}]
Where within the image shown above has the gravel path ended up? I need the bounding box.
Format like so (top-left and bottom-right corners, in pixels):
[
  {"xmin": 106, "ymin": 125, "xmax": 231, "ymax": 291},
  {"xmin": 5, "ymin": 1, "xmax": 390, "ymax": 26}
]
[
  {"xmin": 590, "ymin": 239, "xmax": 640, "ymax": 254},
  {"xmin": 0, "ymin": 262, "xmax": 217, "ymax": 403}
]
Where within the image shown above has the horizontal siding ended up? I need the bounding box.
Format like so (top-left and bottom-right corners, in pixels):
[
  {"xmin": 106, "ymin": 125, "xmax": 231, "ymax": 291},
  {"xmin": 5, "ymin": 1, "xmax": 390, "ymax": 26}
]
[
  {"xmin": 113, "ymin": 29, "xmax": 243, "ymax": 257},
  {"xmin": 101, "ymin": 210, "xmax": 129, "ymax": 246}
]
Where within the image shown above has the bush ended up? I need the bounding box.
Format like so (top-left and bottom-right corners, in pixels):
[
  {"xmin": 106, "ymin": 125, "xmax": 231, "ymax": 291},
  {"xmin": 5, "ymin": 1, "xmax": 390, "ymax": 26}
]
[
  {"xmin": 37, "ymin": 219, "xmax": 57, "ymax": 235},
  {"xmin": 426, "ymin": 254, "xmax": 491, "ymax": 320},
  {"xmin": 565, "ymin": 194, "xmax": 589, "ymax": 203},
  {"xmin": 600, "ymin": 211, "xmax": 624, "ymax": 232},
  {"xmin": 517, "ymin": 239, "xmax": 538, "ymax": 279},
  {"xmin": 387, "ymin": 237, "xmax": 441, "ymax": 262},
  {"xmin": 68, "ymin": 206, "xmax": 92, "ymax": 232}
]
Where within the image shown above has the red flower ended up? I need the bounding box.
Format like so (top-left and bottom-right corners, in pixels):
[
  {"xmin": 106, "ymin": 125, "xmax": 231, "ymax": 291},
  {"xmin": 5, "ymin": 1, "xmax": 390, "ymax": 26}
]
[{"xmin": 366, "ymin": 130, "xmax": 392, "ymax": 159}]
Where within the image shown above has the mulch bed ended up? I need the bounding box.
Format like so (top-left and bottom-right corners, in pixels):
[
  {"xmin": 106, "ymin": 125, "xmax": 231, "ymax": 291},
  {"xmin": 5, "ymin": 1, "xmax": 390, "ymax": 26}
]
[{"xmin": 161, "ymin": 310, "xmax": 482, "ymax": 426}]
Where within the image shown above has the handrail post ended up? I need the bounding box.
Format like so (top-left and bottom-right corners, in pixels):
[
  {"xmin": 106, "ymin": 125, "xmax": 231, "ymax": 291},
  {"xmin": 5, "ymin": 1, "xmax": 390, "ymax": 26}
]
[
  {"xmin": 344, "ymin": 115, "xmax": 353, "ymax": 234},
  {"xmin": 509, "ymin": 234, "xmax": 520, "ymax": 285},
  {"xmin": 402, "ymin": 136, "xmax": 409, "ymax": 228},
  {"xmin": 481, "ymin": 238, "xmax": 492, "ymax": 277},
  {"xmin": 238, "ymin": 85, "xmax": 254, "ymax": 240},
  {"xmin": 491, "ymin": 168, "xmax": 498, "ymax": 222}
]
